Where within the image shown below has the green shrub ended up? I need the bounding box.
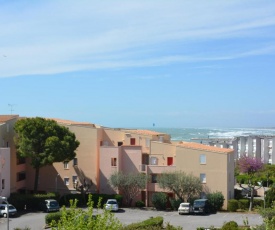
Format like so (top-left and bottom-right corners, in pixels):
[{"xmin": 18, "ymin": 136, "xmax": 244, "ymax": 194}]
[
  {"xmin": 254, "ymin": 199, "xmax": 264, "ymax": 208},
  {"xmin": 238, "ymin": 199, "xmax": 250, "ymax": 210},
  {"xmin": 45, "ymin": 212, "xmax": 62, "ymax": 225},
  {"xmin": 135, "ymin": 200, "xmax": 145, "ymax": 208},
  {"xmin": 59, "ymin": 193, "xmax": 123, "ymax": 208},
  {"xmin": 169, "ymin": 198, "xmax": 182, "ymax": 211},
  {"xmin": 122, "ymin": 216, "xmax": 163, "ymax": 229},
  {"xmin": 152, "ymin": 193, "xmax": 167, "ymax": 210},
  {"xmin": 207, "ymin": 191, "xmax": 224, "ymax": 212},
  {"xmin": 8, "ymin": 192, "xmax": 58, "ymax": 211},
  {"xmin": 265, "ymin": 187, "xmax": 275, "ymax": 208},
  {"xmin": 227, "ymin": 199, "xmax": 238, "ymax": 212},
  {"xmin": 221, "ymin": 221, "xmax": 238, "ymax": 230}
]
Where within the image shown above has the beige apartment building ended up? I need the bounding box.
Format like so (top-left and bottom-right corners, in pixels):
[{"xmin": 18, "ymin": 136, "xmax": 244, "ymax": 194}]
[{"xmin": 0, "ymin": 115, "xmax": 234, "ymax": 209}]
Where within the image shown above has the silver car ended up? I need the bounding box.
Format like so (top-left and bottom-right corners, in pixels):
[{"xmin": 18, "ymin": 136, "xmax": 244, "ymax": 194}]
[
  {"xmin": 0, "ymin": 204, "xmax": 17, "ymax": 218},
  {"xmin": 105, "ymin": 199, "xmax": 119, "ymax": 212},
  {"xmin": 178, "ymin": 202, "xmax": 193, "ymax": 215}
]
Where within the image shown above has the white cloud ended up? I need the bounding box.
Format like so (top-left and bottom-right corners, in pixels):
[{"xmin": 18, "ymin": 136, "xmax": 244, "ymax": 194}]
[{"xmin": 1, "ymin": 0, "xmax": 275, "ymax": 78}]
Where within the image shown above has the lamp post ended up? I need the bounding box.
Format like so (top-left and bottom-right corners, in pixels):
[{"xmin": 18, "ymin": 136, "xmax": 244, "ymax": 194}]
[
  {"xmin": 55, "ymin": 174, "xmax": 60, "ymax": 192},
  {"xmin": 0, "ymin": 196, "xmax": 9, "ymax": 230}
]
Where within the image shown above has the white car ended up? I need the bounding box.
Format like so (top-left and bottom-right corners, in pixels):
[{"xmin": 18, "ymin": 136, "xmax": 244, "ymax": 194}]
[
  {"xmin": 178, "ymin": 202, "xmax": 193, "ymax": 215},
  {"xmin": 105, "ymin": 199, "xmax": 119, "ymax": 212},
  {"xmin": 0, "ymin": 204, "xmax": 17, "ymax": 218}
]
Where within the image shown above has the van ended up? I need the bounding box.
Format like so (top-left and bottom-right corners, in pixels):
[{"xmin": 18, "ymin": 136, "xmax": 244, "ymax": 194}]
[{"xmin": 193, "ymin": 199, "xmax": 210, "ymax": 214}]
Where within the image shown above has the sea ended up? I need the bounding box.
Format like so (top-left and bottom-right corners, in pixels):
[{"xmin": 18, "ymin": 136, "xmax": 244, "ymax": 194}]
[{"xmin": 143, "ymin": 127, "xmax": 275, "ymax": 142}]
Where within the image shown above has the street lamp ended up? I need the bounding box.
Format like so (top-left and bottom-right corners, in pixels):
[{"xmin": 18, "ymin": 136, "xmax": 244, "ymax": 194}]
[
  {"xmin": 55, "ymin": 174, "xmax": 60, "ymax": 192},
  {"xmin": 0, "ymin": 196, "xmax": 9, "ymax": 230}
]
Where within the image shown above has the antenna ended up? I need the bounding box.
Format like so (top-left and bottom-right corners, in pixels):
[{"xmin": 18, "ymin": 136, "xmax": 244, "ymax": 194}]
[{"xmin": 8, "ymin": 104, "xmax": 15, "ymax": 114}]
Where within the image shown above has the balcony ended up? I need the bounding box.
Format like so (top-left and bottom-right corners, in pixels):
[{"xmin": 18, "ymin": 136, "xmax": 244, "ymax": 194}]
[{"xmin": 147, "ymin": 165, "xmax": 176, "ymax": 174}]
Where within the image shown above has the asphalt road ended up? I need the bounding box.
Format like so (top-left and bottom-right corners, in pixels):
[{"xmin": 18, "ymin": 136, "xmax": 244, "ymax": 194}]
[{"xmin": 0, "ymin": 208, "xmax": 263, "ymax": 230}]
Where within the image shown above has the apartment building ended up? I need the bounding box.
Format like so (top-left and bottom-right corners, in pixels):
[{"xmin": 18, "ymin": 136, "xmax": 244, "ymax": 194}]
[
  {"xmin": 1, "ymin": 115, "xmax": 233, "ymax": 209},
  {"xmin": 99, "ymin": 129, "xmax": 234, "ymax": 209},
  {"xmin": 0, "ymin": 115, "xmax": 26, "ymax": 194},
  {"xmin": 195, "ymin": 135, "xmax": 275, "ymax": 164}
]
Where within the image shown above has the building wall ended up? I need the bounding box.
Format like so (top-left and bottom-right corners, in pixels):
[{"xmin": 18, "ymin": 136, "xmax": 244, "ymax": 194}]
[
  {"xmin": 175, "ymin": 146, "xmax": 234, "ymax": 209},
  {"xmin": 0, "ymin": 116, "xmax": 25, "ymax": 194},
  {"xmin": 0, "ymin": 148, "xmax": 11, "ymax": 197},
  {"xmin": 25, "ymin": 124, "xmax": 100, "ymax": 194}
]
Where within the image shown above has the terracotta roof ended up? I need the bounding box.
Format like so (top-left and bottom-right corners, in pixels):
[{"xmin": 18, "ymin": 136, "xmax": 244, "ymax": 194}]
[
  {"xmin": 124, "ymin": 129, "xmax": 167, "ymax": 136},
  {"xmin": 0, "ymin": 115, "xmax": 19, "ymax": 123},
  {"xmin": 176, "ymin": 141, "xmax": 233, "ymax": 154},
  {"xmin": 48, "ymin": 118, "xmax": 95, "ymax": 127}
]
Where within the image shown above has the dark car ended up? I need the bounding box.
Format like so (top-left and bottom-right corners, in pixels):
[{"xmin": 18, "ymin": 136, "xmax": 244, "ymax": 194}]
[
  {"xmin": 193, "ymin": 199, "xmax": 211, "ymax": 215},
  {"xmin": 40, "ymin": 199, "xmax": 60, "ymax": 212}
]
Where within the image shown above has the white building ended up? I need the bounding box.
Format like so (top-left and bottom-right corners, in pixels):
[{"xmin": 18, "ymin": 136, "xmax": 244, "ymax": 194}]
[{"xmin": 193, "ymin": 135, "xmax": 275, "ymax": 164}]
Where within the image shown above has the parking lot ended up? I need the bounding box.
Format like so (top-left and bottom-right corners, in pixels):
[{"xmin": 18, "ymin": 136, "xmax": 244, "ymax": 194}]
[{"xmin": 0, "ymin": 208, "xmax": 263, "ymax": 230}]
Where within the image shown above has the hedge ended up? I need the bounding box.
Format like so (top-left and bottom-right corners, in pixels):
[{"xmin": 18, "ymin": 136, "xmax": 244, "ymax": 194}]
[
  {"xmin": 8, "ymin": 193, "xmax": 58, "ymax": 211},
  {"xmin": 227, "ymin": 199, "xmax": 238, "ymax": 212},
  {"xmin": 122, "ymin": 216, "xmax": 163, "ymax": 230},
  {"xmin": 59, "ymin": 193, "xmax": 123, "ymax": 208}
]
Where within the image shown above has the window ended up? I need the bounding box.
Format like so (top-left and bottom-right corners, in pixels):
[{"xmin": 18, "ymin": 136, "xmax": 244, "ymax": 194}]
[
  {"xmin": 73, "ymin": 158, "xmax": 78, "ymax": 166},
  {"xmin": 2, "ymin": 179, "xmax": 5, "ymax": 189},
  {"xmin": 64, "ymin": 178, "xmax": 69, "ymax": 186},
  {"xmin": 200, "ymin": 154, "xmax": 206, "ymax": 164},
  {"xmin": 17, "ymin": 156, "xmax": 26, "ymax": 165},
  {"xmin": 111, "ymin": 158, "xmax": 117, "ymax": 166},
  {"xmin": 118, "ymin": 141, "xmax": 123, "ymax": 146},
  {"xmin": 17, "ymin": 172, "xmax": 26, "ymax": 182},
  {"xmin": 146, "ymin": 138, "xmax": 150, "ymax": 148},
  {"xmin": 130, "ymin": 138, "xmax": 136, "ymax": 145},
  {"xmin": 72, "ymin": 176, "xmax": 78, "ymax": 185},
  {"xmin": 150, "ymin": 157, "xmax": 158, "ymax": 165},
  {"xmin": 200, "ymin": 173, "xmax": 206, "ymax": 183},
  {"xmin": 64, "ymin": 161, "xmax": 69, "ymax": 169},
  {"xmin": 151, "ymin": 174, "xmax": 158, "ymax": 183}
]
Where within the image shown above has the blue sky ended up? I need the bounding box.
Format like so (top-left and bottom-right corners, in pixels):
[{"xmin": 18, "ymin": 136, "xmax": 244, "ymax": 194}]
[{"xmin": 1, "ymin": 1, "xmax": 275, "ymax": 128}]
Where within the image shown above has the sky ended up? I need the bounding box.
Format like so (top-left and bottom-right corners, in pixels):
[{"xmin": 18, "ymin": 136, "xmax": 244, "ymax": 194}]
[{"xmin": 1, "ymin": 0, "xmax": 275, "ymax": 129}]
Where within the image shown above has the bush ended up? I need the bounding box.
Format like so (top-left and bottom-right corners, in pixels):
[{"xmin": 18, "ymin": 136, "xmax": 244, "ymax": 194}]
[
  {"xmin": 221, "ymin": 221, "xmax": 238, "ymax": 230},
  {"xmin": 254, "ymin": 199, "xmax": 264, "ymax": 208},
  {"xmin": 135, "ymin": 200, "xmax": 145, "ymax": 208},
  {"xmin": 152, "ymin": 193, "xmax": 167, "ymax": 210},
  {"xmin": 227, "ymin": 199, "xmax": 238, "ymax": 212},
  {"xmin": 265, "ymin": 187, "xmax": 275, "ymax": 208},
  {"xmin": 45, "ymin": 212, "xmax": 62, "ymax": 225},
  {"xmin": 207, "ymin": 191, "xmax": 224, "ymax": 212},
  {"xmin": 51, "ymin": 195, "xmax": 122, "ymax": 230},
  {"xmin": 122, "ymin": 216, "xmax": 163, "ymax": 230},
  {"xmin": 59, "ymin": 193, "xmax": 123, "ymax": 208},
  {"xmin": 169, "ymin": 198, "xmax": 182, "ymax": 211},
  {"xmin": 8, "ymin": 192, "xmax": 58, "ymax": 211},
  {"xmin": 238, "ymin": 199, "xmax": 250, "ymax": 210}
]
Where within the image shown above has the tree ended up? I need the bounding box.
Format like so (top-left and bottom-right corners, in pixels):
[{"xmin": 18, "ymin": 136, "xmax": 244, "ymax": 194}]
[
  {"xmin": 236, "ymin": 155, "xmax": 264, "ymax": 211},
  {"xmin": 109, "ymin": 172, "xmax": 149, "ymax": 206},
  {"xmin": 157, "ymin": 171, "xmax": 202, "ymax": 202},
  {"xmin": 14, "ymin": 117, "xmax": 80, "ymax": 193},
  {"xmin": 50, "ymin": 195, "xmax": 122, "ymax": 230}
]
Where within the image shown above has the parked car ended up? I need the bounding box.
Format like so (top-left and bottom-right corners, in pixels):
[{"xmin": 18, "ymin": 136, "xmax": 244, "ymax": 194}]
[
  {"xmin": 105, "ymin": 199, "xmax": 119, "ymax": 212},
  {"xmin": 0, "ymin": 204, "xmax": 17, "ymax": 218},
  {"xmin": 193, "ymin": 199, "xmax": 211, "ymax": 215},
  {"xmin": 39, "ymin": 199, "xmax": 60, "ymax": 212},
  {"xmin": 178, "ymin": 202, "xmax": 193, "ymax": 215}
]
